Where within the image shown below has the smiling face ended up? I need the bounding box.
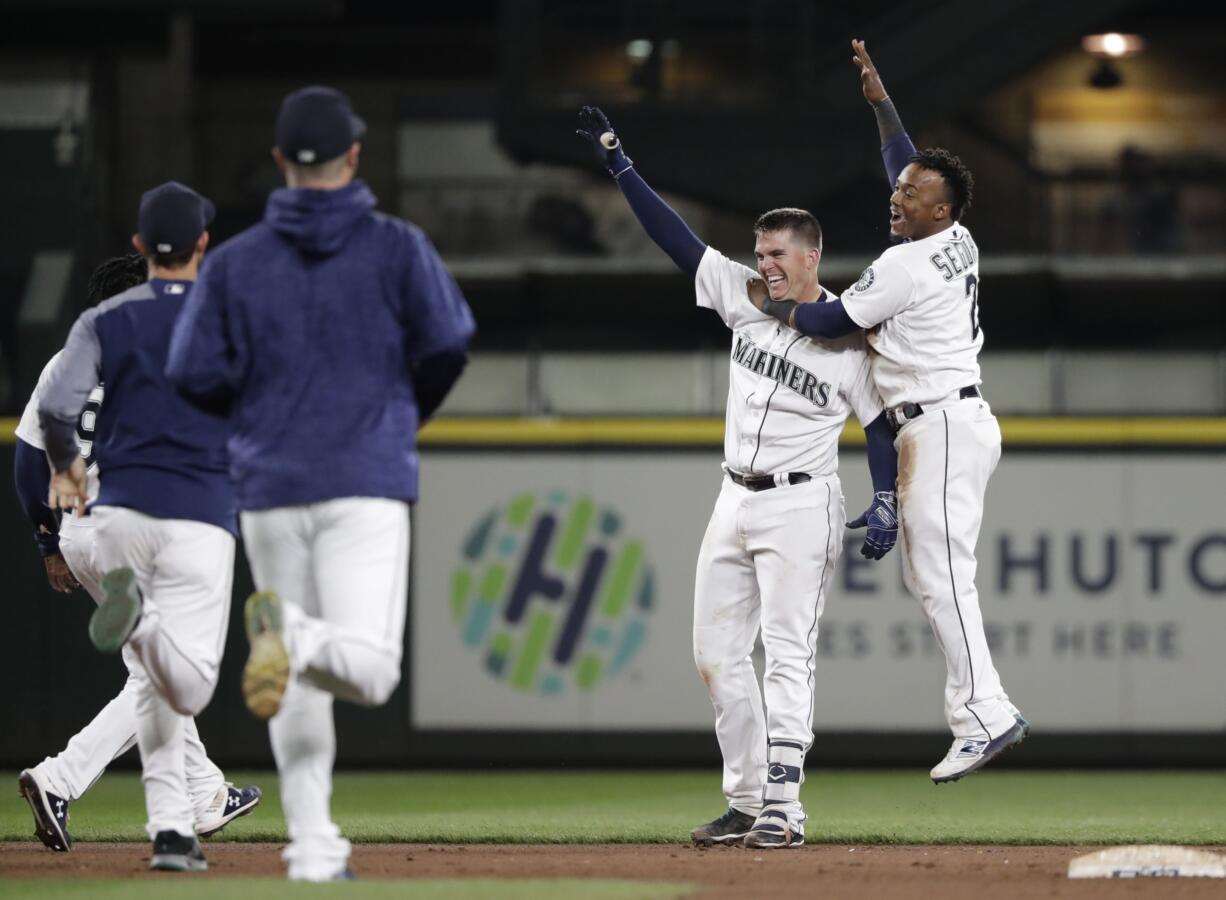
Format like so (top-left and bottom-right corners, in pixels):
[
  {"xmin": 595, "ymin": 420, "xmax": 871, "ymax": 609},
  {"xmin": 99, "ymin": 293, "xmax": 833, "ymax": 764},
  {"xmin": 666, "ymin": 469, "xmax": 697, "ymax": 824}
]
[
  {"xmin": 889, "ymin": 162, "xmax": 954, "ymax": 242},
  {"xmin": 754, "ymin": 228, "xmax": 821, "ymax": 301}
]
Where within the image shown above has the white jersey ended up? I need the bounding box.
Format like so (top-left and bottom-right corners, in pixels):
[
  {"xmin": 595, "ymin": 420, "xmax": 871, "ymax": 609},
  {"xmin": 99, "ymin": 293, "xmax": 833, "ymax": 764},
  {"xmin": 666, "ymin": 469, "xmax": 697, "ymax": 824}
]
[
  {"xmin": 695, "ymin": 246, "xmax": 882, "ymax": 477},
  {"xmin": 840, "ymin": 223, "xmax": 983, "ymax": 409},
  {"xmin": 16, "ymin": 351, "xmax": 103, "ymax": 504}
]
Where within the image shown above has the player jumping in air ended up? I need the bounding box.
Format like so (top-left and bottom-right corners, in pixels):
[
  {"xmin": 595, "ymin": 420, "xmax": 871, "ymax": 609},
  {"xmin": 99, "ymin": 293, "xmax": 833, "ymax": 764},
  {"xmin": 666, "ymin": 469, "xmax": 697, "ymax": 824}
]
[
  {"xmin": 577, "ymin": 105, "xmax": 900, "ymax": 849},
  {"xmin": 748, "ymin": 40, "xmax": 1029, "ymax": 784}
]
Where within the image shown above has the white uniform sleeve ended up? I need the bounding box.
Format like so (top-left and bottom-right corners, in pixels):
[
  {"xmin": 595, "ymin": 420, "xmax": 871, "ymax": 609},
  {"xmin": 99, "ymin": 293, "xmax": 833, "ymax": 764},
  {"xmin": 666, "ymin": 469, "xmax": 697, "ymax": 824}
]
[
  {"xmin": 842, "ymin": 338, "xmax": 885, "ymax": 427},
  {"xmin": 694, "ymin": 246, "xmax": 769, "ymax": 332},
  {"xmin": 840, "ymin": 255, "xmax": 915, "ymax": 329},
  {"xmin": 14, "ymin": 352, "xmax": 62, "ymax": 450}
]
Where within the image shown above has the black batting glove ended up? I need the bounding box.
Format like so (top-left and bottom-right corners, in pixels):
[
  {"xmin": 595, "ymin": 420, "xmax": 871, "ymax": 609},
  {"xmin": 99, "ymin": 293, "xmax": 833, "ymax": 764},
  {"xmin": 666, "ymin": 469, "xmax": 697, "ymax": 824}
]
[
  {"xmin": 848, "ymin": 490, "xmax": 898, "ymax": 560},
  {"xmin": 576, "ymin": 105, "xmax": 633, "ymax": 178}
]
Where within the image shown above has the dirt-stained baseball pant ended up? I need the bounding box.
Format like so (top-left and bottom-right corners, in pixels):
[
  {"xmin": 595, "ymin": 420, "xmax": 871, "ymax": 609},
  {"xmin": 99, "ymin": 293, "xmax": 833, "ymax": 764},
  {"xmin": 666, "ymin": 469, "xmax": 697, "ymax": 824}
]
[
  {"xmin": 241, "ymin": 497, "xmax": 410, "ymax": 882},
  {"xmin": 30, "ymin": 513, "xmax": 226, "ymax": 814},
  {"xmin": 896, "ymin": 398, "xmax": 1017, "ymax": 740},
  {"xmin": 91, "ymin": 507, "xmax": 234, "ymax": 840},
  {"xmin": 692, "ymin": 473, "xmax": 844, "ymax": 817}
]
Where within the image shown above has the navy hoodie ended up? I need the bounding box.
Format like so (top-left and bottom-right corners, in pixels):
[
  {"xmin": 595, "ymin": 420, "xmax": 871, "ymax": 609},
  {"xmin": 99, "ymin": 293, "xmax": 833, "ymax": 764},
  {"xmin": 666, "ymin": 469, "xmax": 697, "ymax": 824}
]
[{"xmin": 166, "ymin": 181, "xmax": 475, "ymax": 510}]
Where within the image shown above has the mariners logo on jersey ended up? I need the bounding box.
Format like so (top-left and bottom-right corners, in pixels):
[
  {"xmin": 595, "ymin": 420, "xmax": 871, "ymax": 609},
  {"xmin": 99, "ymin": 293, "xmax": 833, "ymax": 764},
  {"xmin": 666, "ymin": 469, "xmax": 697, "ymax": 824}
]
[{"xmin": 732, "ymin": 333, "xmax": 832, "ymax": 407}]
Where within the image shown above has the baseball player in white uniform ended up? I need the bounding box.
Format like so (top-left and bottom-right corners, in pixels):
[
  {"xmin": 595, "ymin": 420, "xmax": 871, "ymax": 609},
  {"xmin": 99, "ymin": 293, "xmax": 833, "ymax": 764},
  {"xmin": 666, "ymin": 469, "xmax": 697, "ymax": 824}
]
[
  {"xmin": 748, "ymin": 41, "xmax": 1028, "ymax": 783},
  {"xmin": 12, "ymin": 256, "xmax": 259, "ymax": 853},
  {"xmin": 578, "ymin": 106, "xmax": 902, "ymax": 848}
]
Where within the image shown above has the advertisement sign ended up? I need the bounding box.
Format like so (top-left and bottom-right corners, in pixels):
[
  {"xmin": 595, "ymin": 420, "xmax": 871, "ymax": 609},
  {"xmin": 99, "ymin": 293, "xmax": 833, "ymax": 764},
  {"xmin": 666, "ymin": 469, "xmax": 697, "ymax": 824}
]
[{"xmin": 413, "ymin": 451, "xmax": 1226, "ymax": 732}]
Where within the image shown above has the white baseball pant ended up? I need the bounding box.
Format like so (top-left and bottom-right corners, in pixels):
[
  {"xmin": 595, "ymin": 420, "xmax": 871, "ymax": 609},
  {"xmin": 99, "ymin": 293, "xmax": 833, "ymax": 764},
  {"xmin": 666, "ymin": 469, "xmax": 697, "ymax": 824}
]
[
  {"xmin": 692, "ymin": 473, "xmax": 844, "ymax": 817},
  {"xmin": 29, "ymin": 513, "xmax": 226, "ymax": 814},
  {"xmin": 896, "ymin": 398, "xmax": 1018, "ymax": 740},
  {"xmin": 241, "ymin": 497, "xmax": 410, "ymax": 882},
  {"xmin": 91, "ymin": 507, "xmax": 235, "ymax": 839}
]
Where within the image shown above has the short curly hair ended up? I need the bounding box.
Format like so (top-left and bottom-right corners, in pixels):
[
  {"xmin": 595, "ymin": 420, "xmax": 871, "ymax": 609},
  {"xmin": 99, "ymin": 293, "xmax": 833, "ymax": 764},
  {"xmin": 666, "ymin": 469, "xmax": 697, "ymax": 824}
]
[
  {"xmin": 86, "ymin": 253, "xmax": 147, "ymax": 306},
  {"xmin": 910, "ymin": 148, "xmax": 974, "ymax": 221}
]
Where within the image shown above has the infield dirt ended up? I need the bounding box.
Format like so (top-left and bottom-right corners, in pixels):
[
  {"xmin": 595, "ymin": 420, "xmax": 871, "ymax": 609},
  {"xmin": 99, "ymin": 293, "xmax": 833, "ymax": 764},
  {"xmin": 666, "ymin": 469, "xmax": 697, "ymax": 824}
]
[{"xmin": 3, "ymin": 842, "xmax": 1226, "ymax": 898}]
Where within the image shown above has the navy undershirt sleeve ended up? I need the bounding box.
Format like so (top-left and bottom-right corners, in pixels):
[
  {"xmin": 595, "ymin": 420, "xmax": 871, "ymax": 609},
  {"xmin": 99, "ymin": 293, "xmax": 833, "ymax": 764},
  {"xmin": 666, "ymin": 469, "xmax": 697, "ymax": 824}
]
[
  {"xmin": 882, "ymin": 134, "xmax": 917, "ymax": 191},
  {"xmin": 411, "ymin": 349, "xmax": 468, "ymax": 425},
  {"xmin": 14, "ymin": 437, "xmax": 60, "ymax": 556},
  {"xmin": 864, "ymin": 413, "xmax": 899, "ymax": 494},
  {"xmin": 792, "ymin": 299, "xmax": 861, "ymax": 339},
  {"xmin": 614, "ymin": 168, "xmax": 707, "ymax": 278}
]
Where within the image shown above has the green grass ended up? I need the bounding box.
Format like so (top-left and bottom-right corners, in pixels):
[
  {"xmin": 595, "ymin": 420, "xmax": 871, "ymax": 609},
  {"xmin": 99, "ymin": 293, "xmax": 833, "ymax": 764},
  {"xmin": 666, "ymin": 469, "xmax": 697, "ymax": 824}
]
[
  {"xmin": 0, "ymin": 880, "xmax": 694, "ymax": 899},
  {"xmin": 3, "ymin": 769, "xmax": 1225, "ymax": 845}
]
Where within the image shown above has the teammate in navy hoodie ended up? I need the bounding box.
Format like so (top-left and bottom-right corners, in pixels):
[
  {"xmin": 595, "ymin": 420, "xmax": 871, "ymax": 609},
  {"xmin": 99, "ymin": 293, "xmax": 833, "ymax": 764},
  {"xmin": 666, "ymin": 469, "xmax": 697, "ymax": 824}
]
[{"xmin": 166, "ymin": 86, "xmax": 474, "ymax": 882}]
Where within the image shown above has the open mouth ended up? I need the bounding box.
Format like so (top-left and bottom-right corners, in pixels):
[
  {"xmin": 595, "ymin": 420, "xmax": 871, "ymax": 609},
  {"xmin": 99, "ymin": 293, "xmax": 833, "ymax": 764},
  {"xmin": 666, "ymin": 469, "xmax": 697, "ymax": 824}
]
[
  {"xmin": 889, "ymin": 208, "xmax": 903, "ymax": 227},
  {"xmin": 765, "ymin": 274, "xmax": 786, "ymax": 293}
]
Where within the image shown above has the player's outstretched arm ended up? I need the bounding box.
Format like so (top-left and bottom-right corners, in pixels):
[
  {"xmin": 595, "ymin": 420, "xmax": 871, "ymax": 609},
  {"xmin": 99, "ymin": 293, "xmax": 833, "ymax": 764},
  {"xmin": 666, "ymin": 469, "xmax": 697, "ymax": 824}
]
[
  {"xmin": 744, "ymin": 278, "xmax": 860, "ymax": 338},
  {"xmin": 847, "ymin": 411, "xmax": 899, "ymax": 560},
  {"xmin": 851, "ymin": 39, "xmax": 916, "ymax": 189},
  {"xmin": 576, "ymin": 106, "xmax": 706, "ymax": 278}
]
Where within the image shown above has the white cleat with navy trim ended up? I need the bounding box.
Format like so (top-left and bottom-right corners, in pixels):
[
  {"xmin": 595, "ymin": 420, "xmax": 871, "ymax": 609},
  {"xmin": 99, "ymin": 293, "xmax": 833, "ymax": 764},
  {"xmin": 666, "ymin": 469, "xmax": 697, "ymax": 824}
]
[{"xmin": 931, "ymin": 716, "xmax": 1030, "ymax": 784}]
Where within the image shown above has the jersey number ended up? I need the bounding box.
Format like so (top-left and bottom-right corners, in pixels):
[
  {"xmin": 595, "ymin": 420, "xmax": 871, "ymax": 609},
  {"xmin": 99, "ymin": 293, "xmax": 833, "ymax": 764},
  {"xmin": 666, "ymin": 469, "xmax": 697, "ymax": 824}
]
[{"xmin": 965, "ymin": 274, "xmax": 980, "ymax": 340}]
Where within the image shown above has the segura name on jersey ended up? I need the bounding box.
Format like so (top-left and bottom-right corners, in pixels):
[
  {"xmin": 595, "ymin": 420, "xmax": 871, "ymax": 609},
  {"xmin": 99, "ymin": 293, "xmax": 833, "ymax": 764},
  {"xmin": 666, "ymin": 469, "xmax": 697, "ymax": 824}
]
[
  {"xmin": 732, "ymin": 333, "xmax": 832, "ymax": 407},
  {"xmin": 928, "ymin": 228, "xmax": 979, "ymax": 282}
]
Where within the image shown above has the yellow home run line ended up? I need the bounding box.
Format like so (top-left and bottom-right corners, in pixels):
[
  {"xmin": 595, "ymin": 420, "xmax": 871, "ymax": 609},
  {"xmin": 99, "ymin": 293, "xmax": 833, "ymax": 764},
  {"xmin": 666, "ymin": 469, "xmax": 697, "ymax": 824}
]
[{"xmin": 4, "ymin": 417, "xmax": 1226, "ymax": 447}]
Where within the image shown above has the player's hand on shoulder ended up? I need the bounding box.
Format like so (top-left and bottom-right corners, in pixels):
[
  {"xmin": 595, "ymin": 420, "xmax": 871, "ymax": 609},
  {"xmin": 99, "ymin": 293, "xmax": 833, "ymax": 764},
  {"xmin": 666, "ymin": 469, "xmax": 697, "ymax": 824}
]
[
  {"xmin": 576, "ymin": 106, "xmax": 632, "ymax": 175},
  {"xmin": 745, "ymin": 277, "xmax": 770, "ymax": 312},
  {"xmin": 847, "ymin": 490, "xmax": 898, "ymax": 560},
  {"xmin": 43, "ymin": 553, "xmax": 81, "ymax": 594},
  {"xmin": 851, "ymin": 39, "xmax": 888, "ymax": 106}
]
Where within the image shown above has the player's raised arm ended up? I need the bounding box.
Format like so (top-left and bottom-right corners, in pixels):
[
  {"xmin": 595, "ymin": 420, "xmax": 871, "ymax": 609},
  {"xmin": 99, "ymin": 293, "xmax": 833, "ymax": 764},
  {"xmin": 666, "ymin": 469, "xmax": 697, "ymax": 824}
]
[
  {"xmin": 851, "ymin": 39, "xmax": 916, "ymax": 191},
  {"xmin": 576, "ymin": 105, "xmax": 706, "ymax": 278}
]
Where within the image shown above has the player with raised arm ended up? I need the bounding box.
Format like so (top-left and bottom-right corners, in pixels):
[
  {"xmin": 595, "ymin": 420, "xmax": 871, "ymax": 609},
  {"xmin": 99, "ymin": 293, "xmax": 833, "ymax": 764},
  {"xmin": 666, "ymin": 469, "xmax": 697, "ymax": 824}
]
[
  {"xmin": 577, "ymin": 105, "xmax": 899, "ymax": 849},
  {"xmin": 39, "ymin": 182, "xmax": 245, "ymax": 871},
  {"xmin": 12, "ymin": 254, "xmax": 259, "ymax": 853},
  {"xmin": 748, "ymin": 40, "xmax": 1028, "ymax": 783},
  {"xmin": 165, "ymin": 86, "xmax": 474, "ymax": 882}
]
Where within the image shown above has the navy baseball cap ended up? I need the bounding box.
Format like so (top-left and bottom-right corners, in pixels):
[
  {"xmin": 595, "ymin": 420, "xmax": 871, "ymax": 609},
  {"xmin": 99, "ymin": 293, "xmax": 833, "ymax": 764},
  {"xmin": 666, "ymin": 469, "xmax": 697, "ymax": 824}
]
[
  {"xmin": 275, "ymin": 86, "xmax": 366, "ymax": 165},
  {"xmin": 137, "ymin": 182, "xmax": 215, "ymax": 255}
]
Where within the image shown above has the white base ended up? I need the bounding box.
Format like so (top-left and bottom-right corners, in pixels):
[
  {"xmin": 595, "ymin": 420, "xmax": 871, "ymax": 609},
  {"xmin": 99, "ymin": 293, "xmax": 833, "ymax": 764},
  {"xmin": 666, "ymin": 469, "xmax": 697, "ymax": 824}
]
[{"xmin": 1069, "ymin": 845, "xmax": 1226, "ymax": 879}]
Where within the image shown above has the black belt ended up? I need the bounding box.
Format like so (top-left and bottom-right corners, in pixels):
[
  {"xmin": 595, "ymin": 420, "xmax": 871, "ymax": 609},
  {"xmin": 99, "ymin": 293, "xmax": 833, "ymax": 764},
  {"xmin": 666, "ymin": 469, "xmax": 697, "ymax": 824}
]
[
  {"xmin": 728, "ymin": 471, "xmax": 811, "ymax": 492},
  {"xmin": 886, "ymin": 385, "xmax": 981, "ymax": 434}
]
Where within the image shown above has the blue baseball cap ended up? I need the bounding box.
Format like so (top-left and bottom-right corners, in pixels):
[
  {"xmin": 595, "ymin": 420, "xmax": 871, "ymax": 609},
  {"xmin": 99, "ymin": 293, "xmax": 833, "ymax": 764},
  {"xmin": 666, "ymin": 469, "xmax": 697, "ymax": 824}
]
[
  {"xmin": 275, "ymin": 86, "xmax": 366, "ymax": 165},
  {"xmin": 137, "ymin": 181, "xmax": 215, "ymax": 255}
]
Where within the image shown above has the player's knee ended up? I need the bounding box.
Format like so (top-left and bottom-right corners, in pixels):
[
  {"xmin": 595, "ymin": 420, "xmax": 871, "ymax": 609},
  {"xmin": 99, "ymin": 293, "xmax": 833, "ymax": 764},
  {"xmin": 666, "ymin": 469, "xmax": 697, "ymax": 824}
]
[
  {"xmin": 167, "ymin": 680, "xmax": 217, "ymax": 717},
  {"xmin": 357, "ymin": 656, "xmax": 401, "ymax": 707}
]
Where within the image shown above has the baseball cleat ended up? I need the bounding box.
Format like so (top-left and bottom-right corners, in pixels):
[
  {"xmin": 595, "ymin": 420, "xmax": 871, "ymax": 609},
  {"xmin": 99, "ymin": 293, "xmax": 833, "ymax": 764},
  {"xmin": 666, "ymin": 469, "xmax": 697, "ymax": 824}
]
[
  {"xmin": 243, "ymin": 591, "xmax": 290, "ymax": 719},
  {"xmin": 90, "ymin": 567, "xmax": 143, "ymax": 654},
  {"xmin": 195, "ymin": 783, "xmax": 262, "ymax": 838},
  {"xmin": 690, "ymin": 807, "xmax": 757, "ymax": 846},
  {"xmin": 743, "ymin": 805, "xmax": 805, "ymax": 849},
  {"xmin": 931, "ymin": 715, "xmax": 1030, "ymax": 784},
  {"xmin": 150, "ymin": 830, "xmax": 208, "ymax": 871},
  {"xmin": 17, "ymin": 769, "xmax": 72, "ymax": 852}
]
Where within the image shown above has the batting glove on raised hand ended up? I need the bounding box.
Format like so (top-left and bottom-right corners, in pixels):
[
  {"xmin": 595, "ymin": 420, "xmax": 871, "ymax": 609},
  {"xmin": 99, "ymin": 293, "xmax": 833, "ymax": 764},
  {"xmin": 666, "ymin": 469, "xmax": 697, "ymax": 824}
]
[
  {"xmin": 848, "ymin": 490, "xmax": 898, "ymax": 560},
  {"xmin": 576, "ymin": 105, "xmax": 633, "ymax": 178}
]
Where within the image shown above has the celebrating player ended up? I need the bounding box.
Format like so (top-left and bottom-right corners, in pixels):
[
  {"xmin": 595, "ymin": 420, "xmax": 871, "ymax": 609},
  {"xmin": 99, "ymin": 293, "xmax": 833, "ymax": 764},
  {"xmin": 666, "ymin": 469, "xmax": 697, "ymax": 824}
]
[
  {"xmin": 577, "ymin": 105, "xmax": 899, "ymax": 849},
  {"xmin": 165, "ymin": 86, "xmax": 475, "ymax": 882},
  {"xmin": 13, "ymin": 253, "xmax": 259, "ymax": 853},
  {"xmin": 38, "ymin": 183, "xmax": 242, "ymax": 871},
  {"xmin": 748, "ymin": 40, "xmax": 1029, "ymax": 783}
]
